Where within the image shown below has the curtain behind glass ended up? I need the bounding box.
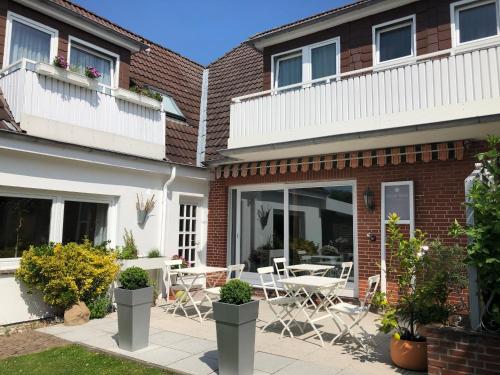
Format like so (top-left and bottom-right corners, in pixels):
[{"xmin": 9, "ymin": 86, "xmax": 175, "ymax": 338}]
[
  {"xmin": 379, "ymin": 24, "xmax": 412, "ymax": 62},
  {"xmin": 70, "ymin": 45, "xmax": 112, "ymax": 85},
  {"xmin": 9, "ymin": 20, "xmax": 51, "ymax": 64},
  {"xmin": 276, "ymin": 55, "xmax": 302, "ymax": 87},
  {"xmin": 312, "ymin": 42, "xmax": 337, "ymax": 80},
  {"xmin": 459, "ymin": 3, "xmax": 497, "ymax": 43}
]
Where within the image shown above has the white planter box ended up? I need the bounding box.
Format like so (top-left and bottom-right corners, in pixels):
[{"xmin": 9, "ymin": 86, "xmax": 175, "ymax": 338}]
[
  {"xmin": 35, "ymin": 62, "xmax": 97, "ymax": 90},
  {"xmin": 113, "ymin": 88, "xmax": 162, "ymax": 110}
]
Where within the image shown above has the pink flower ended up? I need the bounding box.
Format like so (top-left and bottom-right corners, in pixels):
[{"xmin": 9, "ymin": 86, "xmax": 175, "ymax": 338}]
[
  {"xmin": 53, "ymin": 56, "xmax": 68, "ymax": 69},
  {"xmin": 85, "ymin": 66, "xmax": 102, "ymax": 79}
]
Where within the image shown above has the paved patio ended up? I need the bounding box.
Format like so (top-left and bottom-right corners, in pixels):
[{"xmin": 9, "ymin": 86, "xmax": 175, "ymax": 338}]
[{"xmin": 38, "ymin": 301, "xmax": 424, "ymax": 375}]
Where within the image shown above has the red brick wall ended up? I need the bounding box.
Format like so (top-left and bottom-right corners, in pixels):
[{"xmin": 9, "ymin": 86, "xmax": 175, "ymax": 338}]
[
  {"xmin": 425, "ymin": 325, "xmax": 500, "ymax": 375},
  {"xmin": 207, "ymin": 143, "xmax": 477, "ymax": 297}
]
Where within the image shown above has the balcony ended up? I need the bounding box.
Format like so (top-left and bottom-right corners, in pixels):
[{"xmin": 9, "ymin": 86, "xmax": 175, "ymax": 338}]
[
  {"xmin": 0, "ymin": 59, "xmax": 165, "ymax": 160},
  {"xmin": 228, "ymin": 44, "xmax": 500, "ymax": 160}
]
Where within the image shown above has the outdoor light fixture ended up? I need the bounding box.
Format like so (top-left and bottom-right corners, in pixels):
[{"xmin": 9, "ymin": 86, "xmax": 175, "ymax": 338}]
[{"xmin": 363, "ymin": 187, "xmax": 375, "ymax": 212}]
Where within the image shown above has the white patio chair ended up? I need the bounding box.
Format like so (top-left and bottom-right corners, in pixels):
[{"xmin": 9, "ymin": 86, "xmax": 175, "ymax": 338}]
[
  {"xmin": 202, "ymin": 264, "xmax": 245, "ymax": 320},
  {"xmin": 333, "ymin": 262, "xmax": 353, "ymax": 303},
  {"xmin": 257, "ymin": 266, "xmax": 304, "ymax": 338},
  {"xmin": 273, "ymin": 257, "xmax": 289, "ymax": 280},
  {"xmin": 330, "ymin": 274, "xmax": 380, "ymax": 349}
]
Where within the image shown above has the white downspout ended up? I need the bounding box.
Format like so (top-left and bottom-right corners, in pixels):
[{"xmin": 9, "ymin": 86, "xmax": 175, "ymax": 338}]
[{"xmin": 159, "ymin": 166, "xmax": 176, "ymax": 255}]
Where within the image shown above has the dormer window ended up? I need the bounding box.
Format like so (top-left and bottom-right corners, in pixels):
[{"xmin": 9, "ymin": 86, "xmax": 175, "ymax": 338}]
[
  {"xmin": 3, "ymin": 12, "xmax": 58, "ymax": 67},
  {"xmin": 452, "ymin": 0, "xmax": 500, "ymax": 46},
  {"xmin": 68, "ymin": 36, "xmax": 119, "ymax": 87},
  {"xmin": 373, "ymin": 15, "xmax": 416, "ymax": 65},
  {"xmin": 162, "ymin": 94, "xmax": 185, "ymax": 119},
  {"xmin": 272, "ymin": 38, "xmax": 340, "ymax": 89}
]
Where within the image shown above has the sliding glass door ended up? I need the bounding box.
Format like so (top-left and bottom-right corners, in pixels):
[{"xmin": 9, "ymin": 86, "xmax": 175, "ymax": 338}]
[{"xmin": 232, "ymin": 182, "xmax": 356, "ymax": 290}]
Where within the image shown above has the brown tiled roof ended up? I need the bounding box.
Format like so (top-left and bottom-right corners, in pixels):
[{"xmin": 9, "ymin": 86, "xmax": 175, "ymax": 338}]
[
  {"xmin": 250, "ymin": 0, "xmax": 374, "ymax": 41},
  {"xmin": 130, "ymin": 43, "xmax": 204, "ymax": 164},
  {"xmin": 0, "ymin": 88, "xmax": 22, "ymax": 132},
  {"xmin": 205, "ymin": 43, "xmax": 263, "ymax": 162}
]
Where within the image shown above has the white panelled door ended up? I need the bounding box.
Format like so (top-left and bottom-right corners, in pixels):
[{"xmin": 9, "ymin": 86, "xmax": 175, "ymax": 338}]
[{"xmin": 178, "ymin": 203, "xmax": 198, "ymax": 267}]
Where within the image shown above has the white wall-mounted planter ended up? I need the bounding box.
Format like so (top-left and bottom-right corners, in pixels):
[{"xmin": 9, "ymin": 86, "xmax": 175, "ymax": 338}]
[
  {"xmin": 35, "ymin": 62, "xmax": 97, "ymax": 90},
  {"xmin": 113, "ymin": 88, "xmax": 162, "ymax": 110}
]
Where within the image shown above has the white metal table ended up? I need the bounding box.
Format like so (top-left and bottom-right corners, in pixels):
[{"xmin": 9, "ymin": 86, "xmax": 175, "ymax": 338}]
[
  {"xmin": 175, "ymin": 266, "xmax": 227, "ymax": 322},
  {"xmin": 286, "ymin": 263, "xmax": 336, "ymax": 277},
  {"xmin": 281, "ymin": 275, "xmax": 343, "ymax": 347}
]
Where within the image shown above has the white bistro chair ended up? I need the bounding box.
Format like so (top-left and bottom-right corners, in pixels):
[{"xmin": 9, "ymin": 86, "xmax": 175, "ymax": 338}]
[
  {"xmin": 202, "ymin": 263, "xmax": 245, "ymax": 320},
  {"xmin": 334, "ymin": 262, "xmax": 353, "ymax": 303},
  {"xmin": 257, "ymin": 266, "xmax": 304, "ymax": 338},
  {"xmin": 330, "ymin": 274, "xmax": 380, "ymax": 349}
]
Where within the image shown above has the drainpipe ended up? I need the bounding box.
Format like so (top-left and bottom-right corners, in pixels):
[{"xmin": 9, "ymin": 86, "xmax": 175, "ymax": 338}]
[{"xmin": 159, "ymin": 166, "xmax": 176, "ymax": 255}]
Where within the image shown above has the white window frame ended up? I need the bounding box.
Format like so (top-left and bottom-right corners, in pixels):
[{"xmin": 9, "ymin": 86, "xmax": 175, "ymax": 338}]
[
  {"xmin": 450, "ymin": 0, "xmax": 500, "ymax": 51},
  {"xmin": 372, "ymin": 15, "xmax": 416, "ymax": 68},
  {"xmin": 380, "ymin": 181, "xmax": 415, "ymax": 293},
  {"xmin": 230, "ymin": 179, "xmax": 358, "ymax": 296},
  {"xmin": 3, "ymin": 11, "xmax": 58, "ymax": 68},
  {"xmin": 67, "ymin": 35, "xmax": 120, "ymax": 88},
  {"xmin": 271, "ymin": 37, "xmax": 341, "ymax": 90}
]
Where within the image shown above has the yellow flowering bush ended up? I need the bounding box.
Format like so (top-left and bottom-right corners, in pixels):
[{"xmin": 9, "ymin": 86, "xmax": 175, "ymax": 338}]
[{"xmin": 16, "ymin": 240, "xmax": 119, "ymax": 313}]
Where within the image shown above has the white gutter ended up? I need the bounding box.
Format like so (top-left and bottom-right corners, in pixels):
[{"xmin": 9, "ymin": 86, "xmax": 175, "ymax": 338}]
[{"xmin": 159, "ymin": 166, "xmax": 176, "ymax": 254}]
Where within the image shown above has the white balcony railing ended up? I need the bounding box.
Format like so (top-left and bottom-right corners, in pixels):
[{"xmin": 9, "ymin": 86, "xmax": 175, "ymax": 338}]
[
  {"xmin": 229, "ymin": 45, "xmax": 500, "ymax": 150},
  {"xmin": 0, "ymin": 59, "xmax": 165, "ymax": 160}
]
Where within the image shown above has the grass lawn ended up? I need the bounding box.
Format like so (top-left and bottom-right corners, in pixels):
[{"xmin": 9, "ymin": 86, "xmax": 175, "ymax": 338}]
[{"xmin": 0, "ymin": 344, "xmax": 175, "ymax": 375}]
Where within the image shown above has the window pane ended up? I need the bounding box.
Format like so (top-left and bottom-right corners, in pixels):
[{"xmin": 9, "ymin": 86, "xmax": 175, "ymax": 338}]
[
  {"xmin": 379, "ymin": 24, "xmax": 412, "ymax": 62},
  {"xmin": 312, "ymin": 42, "xmax": 337, "ymax": 80},
  {"xmin": 10, "ymin": 20, "xmax": 51, "ymax": 64},
  {"xmin": 62, "ymin": 201, "xmax": 108, "ymax": 245},
  {"xmin": 288, "ymin": 186, "xmax": 354, "ymax": 281},
  {"xmin": 70, "ymin": 45, "xmax": 112, "ymax": 86},
  {"xmin": 0, "ymin": 196, "xmax": 52, "ymax": 258},
  {"xmin": 276, "ymin": 55, "xmax": 302, "ymax": 87},
  {"xmin": 459, "ymin": 2, "xmax": 497, "ymax": 43},
  {"xmin": 384, "ymin": 185, "xmax": 410, "ymax": 221},
  {"xmin": 240, "ymin": 190, "xmax": 284, "ymax": 272},
  {"xmin": 162, "ymin": 95, "xmax": 184, "ymax": 118}
]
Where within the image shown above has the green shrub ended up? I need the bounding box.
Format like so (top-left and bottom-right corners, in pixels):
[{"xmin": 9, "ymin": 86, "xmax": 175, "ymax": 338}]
[
  {"xmin": 147, "ymin": 249, "xmax": 161, "ymax": 258},
  {"xmin": 117, "ymin": 229, "xmax": 138, "ymax": 260},
  {"xmin": 88, "ymin": 295, "xmax": 112, "ymax": 319},
  {"xmin": 371, "ymin": 291, "xmax": 389, "ymax": 312},
  {"xmin": 119, "ymin": 267, "xmax": 149, "ymax": 290},
  {"xmin": 15, "ymin": 241, "xmax": 119, "ymax": 313},
  {"xmin": 219, "ymin": 279, "xmax": 252, "ymax": 305}
]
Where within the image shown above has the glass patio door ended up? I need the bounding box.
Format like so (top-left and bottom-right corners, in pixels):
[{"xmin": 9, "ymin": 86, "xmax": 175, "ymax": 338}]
[{"xmin": 178, "ymin": 203, "xmax": 198, "ymax": 267}]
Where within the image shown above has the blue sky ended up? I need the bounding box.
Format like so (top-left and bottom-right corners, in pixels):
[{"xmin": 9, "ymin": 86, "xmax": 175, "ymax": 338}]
[{"xmin": 74, "ymin": 0, "xmax": 351, "ymax": 66}]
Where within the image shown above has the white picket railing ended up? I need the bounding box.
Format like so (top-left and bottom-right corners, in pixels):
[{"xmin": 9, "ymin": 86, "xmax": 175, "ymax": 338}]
[
  {"xmin": 0, "ymin": 60, "xmax": 165, "ymax": 159},
  {"xmin": 229, "ymin": 45, "xmax": 500, "ymax": 149}
]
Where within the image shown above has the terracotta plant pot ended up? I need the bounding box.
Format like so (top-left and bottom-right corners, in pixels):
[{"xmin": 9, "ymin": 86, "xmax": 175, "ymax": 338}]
[{"xmin": 390, "ymin": 336, "xmax": 427, "ymax": 371}]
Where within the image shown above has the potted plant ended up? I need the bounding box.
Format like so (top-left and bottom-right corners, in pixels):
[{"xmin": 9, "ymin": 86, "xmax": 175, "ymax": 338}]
[
  {"xmin": 213, "ymin": 279, "xmax": 259, "ymax": 375},
  {"xmin": 379, "ymin": 214, "xmax": 466, "ymax": 371},
  {"xmin": 115, "ymin": 266, "xmax": 153, "ymax": 351}
]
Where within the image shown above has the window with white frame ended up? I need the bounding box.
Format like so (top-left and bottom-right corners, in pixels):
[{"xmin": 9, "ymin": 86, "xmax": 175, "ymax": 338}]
[
  {"xmin": 3, "ymin": 12, "xmax": 57, "ymax": 66},
  {"xmin": 452, "ymin": 0, "xmax": 500, "ymax": 46},
  {"xmin": 272, "ymin": 38, "xmax": 340, "ymax": 89},
  {"xmin": 373, "ymin": 16, "xmax": 416, "ymax": 65},
  {"xmin": 68, "ymin": 37, "xmax": 117, "ymax": 86}
]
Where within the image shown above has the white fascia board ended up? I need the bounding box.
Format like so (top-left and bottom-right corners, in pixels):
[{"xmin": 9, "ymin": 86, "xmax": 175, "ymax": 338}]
[
  {"xmin": 13, "ymin": 0, "xmax": 146, "ymax": 52},
  {"xmin": 252, "ymin": 0, "xmax": 418, "ymax": 50}
]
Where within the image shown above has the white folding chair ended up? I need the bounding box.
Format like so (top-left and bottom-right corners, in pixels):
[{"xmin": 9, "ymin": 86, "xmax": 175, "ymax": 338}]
[
  {"xmin": 258, "ymin": 266, "xmax": 304, "ymax": 338},
  {"xmin": 333, "ymin": 262, "xmax": 353, "ymax": 303},
  {"xmin": 330, "ymin": 274, "xmax": 380, "ymax": 349},
  {"xmin": 202, "ymin": 264, "xmax": 245, "ymax": 320},
  {"xmin": 273, "ymin": 257, "xmax": 289, "ymax": 280}
]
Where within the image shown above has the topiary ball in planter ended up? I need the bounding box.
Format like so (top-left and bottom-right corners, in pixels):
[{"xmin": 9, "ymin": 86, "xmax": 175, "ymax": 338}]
[
  {"xmin": 115, "ymin": 267, "xmax": 152, "ymax": 351},
  {"xmin": 219, "ymin": 279, "xmax": 252, "ymax": 305}
]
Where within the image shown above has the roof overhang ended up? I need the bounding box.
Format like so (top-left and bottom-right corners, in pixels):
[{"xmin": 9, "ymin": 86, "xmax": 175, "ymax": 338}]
[
  {"xmin": 13, "ymin": 0, "xmax": 148, "ymax": 53},
  {"xmin": 215, "ymin": 115, "xmax": 500, "ymax": 164},
  {"xmin": 250, "ymin": 0, "xmax": 418, "ymax": 50}
]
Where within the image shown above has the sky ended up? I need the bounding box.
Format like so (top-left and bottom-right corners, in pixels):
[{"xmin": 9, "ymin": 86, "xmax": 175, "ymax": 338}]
[{"xmin": 74, "ymin": 0, "xmax": 352, "ymax": 66}]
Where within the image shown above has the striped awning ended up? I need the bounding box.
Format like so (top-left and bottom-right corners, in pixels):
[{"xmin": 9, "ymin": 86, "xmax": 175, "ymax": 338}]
[{"xmin": 215, "ymin": 141, "xmax": 465, "ymax": 179}]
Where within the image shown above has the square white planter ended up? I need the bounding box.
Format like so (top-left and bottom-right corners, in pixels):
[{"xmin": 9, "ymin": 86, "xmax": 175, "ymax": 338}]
[
  {"xmin": 113, "ymin": 88, "xmax": 162, "ymax": 110},
  {"xmin": 35, "ymin": 62, "xmax": 97, "ymax": 90}
]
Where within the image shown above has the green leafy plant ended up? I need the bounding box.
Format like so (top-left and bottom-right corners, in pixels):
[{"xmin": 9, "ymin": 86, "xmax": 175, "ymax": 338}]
[
  {"xmin": 119, "ymin": 267, "xmax": 149, "ymax": 290},
  {"xmin": 219, "ymin": 279, "xmax": 252, "ymax": 305},
  {"xmin": 88, "ymin": 295, "xmax": 112, "ymax": 319},
  {"xmin": 450, "ymin": 135, "xmax": 500, "ymax": 330},
  {"xmin": 147, "ymin": 249, "xmax": 161, "ymax": 258},
  {"xmin": 117, "ymin": 229, "xmax": 138, "ymax": 260},
  {"xmin": 371, "ymin": 291, "xmax": 389, "ymax": 312},
  {"xmin": 129, "ymin": 85, "xmax": 163, "ymax": 102},
  {"xmin": 15, "ymin": 241, "xmax": 119, "ymax": 313}
]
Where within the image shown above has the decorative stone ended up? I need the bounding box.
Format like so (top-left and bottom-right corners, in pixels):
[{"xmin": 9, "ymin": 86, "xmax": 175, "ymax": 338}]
[{"xmin": 64, "ymin": 301, "xmax": 90, "ymax": 326}]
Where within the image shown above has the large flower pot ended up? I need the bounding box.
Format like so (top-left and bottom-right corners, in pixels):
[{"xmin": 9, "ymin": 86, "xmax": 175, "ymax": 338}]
[
  {"xmin": 114, "ymin": 286, "xmax": 153, "ymax": 351},
  {"xmin": 390, "ymin": 336, "xmax": 427, "ymax": 371},
  {"xmin": 213, "ymin": 300, "xmax": 259, "ymax": 375}
]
